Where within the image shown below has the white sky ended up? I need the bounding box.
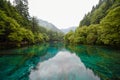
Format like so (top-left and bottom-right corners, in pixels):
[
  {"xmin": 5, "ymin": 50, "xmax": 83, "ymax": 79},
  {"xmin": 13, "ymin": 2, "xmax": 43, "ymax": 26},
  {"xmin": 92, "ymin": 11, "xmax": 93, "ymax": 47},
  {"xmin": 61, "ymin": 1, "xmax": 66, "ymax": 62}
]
[{"xmin": 10, "ymin": 0, "xmax": 99, "ymax": 29}]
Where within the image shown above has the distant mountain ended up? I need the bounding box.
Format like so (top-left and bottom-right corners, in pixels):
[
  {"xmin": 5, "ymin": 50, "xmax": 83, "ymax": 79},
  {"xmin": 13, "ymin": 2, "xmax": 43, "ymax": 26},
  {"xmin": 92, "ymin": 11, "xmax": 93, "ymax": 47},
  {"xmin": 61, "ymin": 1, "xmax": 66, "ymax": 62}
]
[
  {"xmin": 38, "ymin": 19, "xmax": 62, "ymax": 33},
  {"xmin": 61, "ymin": 27, "xmax": 77, "ymax": 34}
]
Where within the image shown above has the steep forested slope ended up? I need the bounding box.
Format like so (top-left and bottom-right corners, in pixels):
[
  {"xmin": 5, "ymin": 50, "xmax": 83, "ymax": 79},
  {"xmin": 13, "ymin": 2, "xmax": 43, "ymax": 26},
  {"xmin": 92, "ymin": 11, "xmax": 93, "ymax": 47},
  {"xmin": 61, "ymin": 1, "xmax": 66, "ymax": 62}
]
[
  {"xmin": 79, "ymin": 0, "xmax": 118, "ymax": 26},
  {"xmin": 64, "ymin": 0, "xmax": 120, "ymax": 47},
  {"xmin": 0, "ymin": 0, "xmax": 63, "ymax": 48},
  {"xmin": 0, "ymin": 0, "xmax": 34, "ymax": 46}
]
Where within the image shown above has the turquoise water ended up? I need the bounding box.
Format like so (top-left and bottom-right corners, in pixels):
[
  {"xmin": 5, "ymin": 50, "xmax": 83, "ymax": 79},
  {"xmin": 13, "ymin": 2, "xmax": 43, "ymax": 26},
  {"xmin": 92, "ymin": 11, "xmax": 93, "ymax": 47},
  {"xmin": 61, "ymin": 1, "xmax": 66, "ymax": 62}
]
[{"xmin": 0, "ymin": 43, "xmax": 120, "ymax": 80}]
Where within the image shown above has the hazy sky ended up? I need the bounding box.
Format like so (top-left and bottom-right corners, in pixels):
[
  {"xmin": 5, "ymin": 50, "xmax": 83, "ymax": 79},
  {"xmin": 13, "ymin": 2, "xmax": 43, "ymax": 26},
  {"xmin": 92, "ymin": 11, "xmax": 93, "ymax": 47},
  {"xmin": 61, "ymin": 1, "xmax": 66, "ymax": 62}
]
[{"xmin": 11, "ymin": 0, "xmax": 99, "ymax": 29}]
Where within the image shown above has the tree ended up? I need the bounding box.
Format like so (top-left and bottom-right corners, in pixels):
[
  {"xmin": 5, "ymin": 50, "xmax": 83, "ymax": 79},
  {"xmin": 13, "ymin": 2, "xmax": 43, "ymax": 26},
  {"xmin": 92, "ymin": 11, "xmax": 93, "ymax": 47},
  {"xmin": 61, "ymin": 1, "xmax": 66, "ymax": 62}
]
[
  {"xmin": 14, "ymin": 0, "xmax": 29, "ymax": 18},
  {"xmin": 100, "ymin": 6, "xmax": 120, "ymax": 46},
  {"xmin": 64, "ymin": 30, "xmax": 74, "ymax": 43}
]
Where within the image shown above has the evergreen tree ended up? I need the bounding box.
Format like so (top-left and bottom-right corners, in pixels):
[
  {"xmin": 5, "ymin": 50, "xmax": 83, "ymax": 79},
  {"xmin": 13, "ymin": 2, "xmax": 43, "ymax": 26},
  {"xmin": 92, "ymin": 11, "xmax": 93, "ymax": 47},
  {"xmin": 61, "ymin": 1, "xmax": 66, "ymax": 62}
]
[
  {"xmin": 14, "ymin": 0, "xmax": 29, "ymax": 19},
  {"xmin": 65, "ymin": 0, "xmax": 120, "ymax": 46}
]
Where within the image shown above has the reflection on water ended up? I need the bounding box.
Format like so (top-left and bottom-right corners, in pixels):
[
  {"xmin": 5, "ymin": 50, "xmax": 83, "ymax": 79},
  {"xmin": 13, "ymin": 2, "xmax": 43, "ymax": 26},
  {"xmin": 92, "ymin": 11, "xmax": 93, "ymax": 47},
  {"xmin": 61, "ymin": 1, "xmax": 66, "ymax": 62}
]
[
  {"xmin": 29, "ymin": 51, "xmax": 100, "ymax": 80},
  {"xmin": 0, "ymin": 43, "xmax": 120, "ymax": 80},
  {"xmin": 65, "ymin": 45, "xmax": 120, "ymax": 80},
  {"xmin": 0, "ymin": 43, "xmax": 59, "ymax": 80}
]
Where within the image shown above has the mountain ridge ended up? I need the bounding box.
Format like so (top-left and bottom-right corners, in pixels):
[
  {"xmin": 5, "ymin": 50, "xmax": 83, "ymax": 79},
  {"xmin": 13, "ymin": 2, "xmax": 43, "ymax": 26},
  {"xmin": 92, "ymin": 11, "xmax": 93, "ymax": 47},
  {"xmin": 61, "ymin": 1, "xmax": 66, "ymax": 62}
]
[
  {"xmin": 61, "ymin": 27, "xmax": 76, "ymax": 34},
  {"xmin": 38, "ymin": 19, "xmax": 62, "ymax": 33}
]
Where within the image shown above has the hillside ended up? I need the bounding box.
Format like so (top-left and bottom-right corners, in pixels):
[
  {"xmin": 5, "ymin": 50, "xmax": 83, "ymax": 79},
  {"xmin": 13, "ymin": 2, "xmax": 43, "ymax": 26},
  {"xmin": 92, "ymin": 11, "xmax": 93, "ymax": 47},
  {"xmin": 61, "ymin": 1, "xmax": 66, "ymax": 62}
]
[
  {"xmin": 61, "ymin": 27, "xmax": 76, "ymax": 34},
  {"xmin": 38, "ymin": 19, "xmax": 62, "ymax": 33},
  {"xmin": 64, "ymin": 0, "xmax": 120, "ymax": 47},
  {"xmin": 0, "ymin": 0, "xmax": 64, "ymax": 48},
  {"xmin": 79, "ymin": 0, "xmax": 118, "ymax": 27}
]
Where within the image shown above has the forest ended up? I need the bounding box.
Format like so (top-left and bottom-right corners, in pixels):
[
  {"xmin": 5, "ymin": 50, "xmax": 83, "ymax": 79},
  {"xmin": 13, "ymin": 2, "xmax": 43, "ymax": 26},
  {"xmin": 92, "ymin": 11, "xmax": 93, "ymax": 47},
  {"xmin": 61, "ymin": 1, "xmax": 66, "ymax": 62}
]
[
  {"xmin": 64, "ymin": 0, "xmax": 120, "ymax": 47},
  {"xmin": 0, "ymin": 0, "xmax": 64, "ymax": 48},
  {"xmin": 0, "ymin": 0, "xmax": 120, "ymax": 48},
  {"xmin": 0, "ymin": 0, "xmax": 120, "ymax": 80}
]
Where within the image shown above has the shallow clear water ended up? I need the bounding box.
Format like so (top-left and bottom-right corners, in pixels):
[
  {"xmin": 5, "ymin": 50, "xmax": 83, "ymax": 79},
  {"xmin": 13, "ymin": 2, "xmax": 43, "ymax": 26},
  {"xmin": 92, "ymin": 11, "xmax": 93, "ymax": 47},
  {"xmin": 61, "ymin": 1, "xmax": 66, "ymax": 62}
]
[{"xmin": 0, "ymin": 43, "xmax": 120, "ymax": 80}]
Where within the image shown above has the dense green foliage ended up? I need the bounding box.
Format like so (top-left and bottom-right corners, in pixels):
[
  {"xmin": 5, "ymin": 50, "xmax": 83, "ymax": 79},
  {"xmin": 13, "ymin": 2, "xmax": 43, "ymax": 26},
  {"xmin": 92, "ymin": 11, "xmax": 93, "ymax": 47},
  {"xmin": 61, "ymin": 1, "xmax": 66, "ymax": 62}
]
[
  {"xmin": 0, "ymin": 0, "xmax": 64, "ymax": 47},
  {"xmin": 79, "ymin": 0, "xmax": 116, "ymax": 26},
  {"xmin": 64, "ymin": 0, "xmax": 120, "ymax": 46}
]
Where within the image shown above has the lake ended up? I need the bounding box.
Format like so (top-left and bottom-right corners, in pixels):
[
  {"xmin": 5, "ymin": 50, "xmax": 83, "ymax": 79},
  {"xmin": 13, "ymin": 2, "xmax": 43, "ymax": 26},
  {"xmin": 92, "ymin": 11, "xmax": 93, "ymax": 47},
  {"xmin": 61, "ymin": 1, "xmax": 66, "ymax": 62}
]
[{"xmin": 0, "ymin": 43, "xmax": 120, "ymax": 80}]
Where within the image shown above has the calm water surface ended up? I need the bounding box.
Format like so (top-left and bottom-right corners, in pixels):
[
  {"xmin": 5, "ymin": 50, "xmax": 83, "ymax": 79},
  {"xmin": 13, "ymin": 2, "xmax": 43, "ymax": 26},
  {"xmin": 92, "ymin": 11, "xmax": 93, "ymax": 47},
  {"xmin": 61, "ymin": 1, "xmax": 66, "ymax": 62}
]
[{"xmin": 0, "ymin": 43, "xmax": 120, "ymax": 80}]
